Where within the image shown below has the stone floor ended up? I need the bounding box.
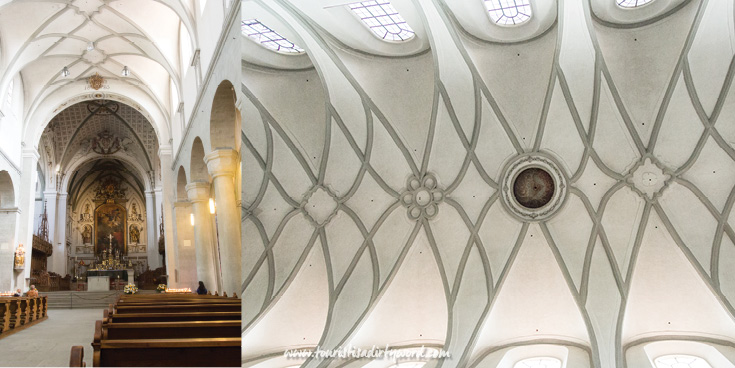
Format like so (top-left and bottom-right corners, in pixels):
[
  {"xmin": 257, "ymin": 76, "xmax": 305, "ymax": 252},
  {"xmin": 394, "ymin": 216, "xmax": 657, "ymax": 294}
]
[{"xmin": 0, "ymin": 308, "xmax": 101, "ymax": 367}]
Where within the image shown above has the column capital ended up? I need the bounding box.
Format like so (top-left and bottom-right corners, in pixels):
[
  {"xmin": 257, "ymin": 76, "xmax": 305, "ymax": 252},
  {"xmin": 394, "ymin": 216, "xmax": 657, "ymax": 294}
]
[
  {"xmin": 173, "ymin": 200, "xmax": 192, "ymax": 208},
  {"xmin": 185, "ymin": 182, "xmax": 210, "ymax": 202},
  {"xmin": 42, "ymin": 190, "xmax": 58, "ymax": 197},
  {"xmin": 21, "ymin": 148, "xmax": 39, "ymax": 160},
  {"xmin": 204, "ymin": 149, "xmax": 238, "ymax": 179},
  {"xmin": 158, "ymin": 145, "xmax": 173, "ymax": 157}
]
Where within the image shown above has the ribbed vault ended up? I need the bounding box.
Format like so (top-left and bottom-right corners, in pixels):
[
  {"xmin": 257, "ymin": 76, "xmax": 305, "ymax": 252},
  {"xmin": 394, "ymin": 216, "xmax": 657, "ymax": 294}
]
[{"xmin": 242, "ymin": 0, "xmax": 735, "ymax": 367}]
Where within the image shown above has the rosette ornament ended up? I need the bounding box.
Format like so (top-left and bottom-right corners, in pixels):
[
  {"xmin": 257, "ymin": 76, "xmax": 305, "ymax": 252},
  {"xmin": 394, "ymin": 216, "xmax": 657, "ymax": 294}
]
[{"xmin": 400, "ymin": 174, "xmax": 444, "ymax": 220}]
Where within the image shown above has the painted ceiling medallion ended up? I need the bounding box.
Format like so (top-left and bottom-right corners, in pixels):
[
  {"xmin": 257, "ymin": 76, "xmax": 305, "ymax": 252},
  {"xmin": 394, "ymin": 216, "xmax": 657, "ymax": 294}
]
[
  {"xmin": 401, "ymin": 173, "xmax": 444, "ymax": 221},
  {"xmin": 88, "ymin": 73, "xmax": 105, "ymax": 90},
  {"xmin": 501, "ymin": 154, "xmax": 568, "ymax": 221}
]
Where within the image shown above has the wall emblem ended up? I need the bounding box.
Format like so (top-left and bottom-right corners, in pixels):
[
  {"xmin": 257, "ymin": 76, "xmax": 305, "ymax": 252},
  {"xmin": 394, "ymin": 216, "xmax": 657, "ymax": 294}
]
[
  {"xmin": 88, "ymin": 72, "xmax": 105, "ymax": 90},
  {"xmin": 81, "ymin": 130, "xmax": 132, "ymax": 155}
]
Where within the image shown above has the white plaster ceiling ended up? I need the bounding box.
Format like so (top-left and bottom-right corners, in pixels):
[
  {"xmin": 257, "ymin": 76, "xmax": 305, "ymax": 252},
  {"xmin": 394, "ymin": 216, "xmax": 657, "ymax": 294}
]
[
  {"xmin": 0, "ymin": 0, "xmax": 195, "ymax": 142},
  {"xmin": 242, "ymin": 0, "xmax": 735, "ymax": 367}
]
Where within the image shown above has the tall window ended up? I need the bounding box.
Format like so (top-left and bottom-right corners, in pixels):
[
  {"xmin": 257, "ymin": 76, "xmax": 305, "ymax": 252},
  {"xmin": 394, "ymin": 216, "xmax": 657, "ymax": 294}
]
[
  {"xmin": 654, "ymin": 355, "xmax": 712, "ymax": 368},
  {"xmin": 347, "ymin": 0, "xmax": 415, "ymax": 42},
  {"xmin": 617, "ymin": 0, "xmax": 655, "ymax": 8},
  {"xmin": 513, "ymin": 357, "xmax": 562, "ymax": 368},
  {"xmin": 241, "ymin": 19, "xmax": 304, "ymax": 54},
  {"xmin": 484, "ymin": 0, "xmax": 533, "ymax": 26}
]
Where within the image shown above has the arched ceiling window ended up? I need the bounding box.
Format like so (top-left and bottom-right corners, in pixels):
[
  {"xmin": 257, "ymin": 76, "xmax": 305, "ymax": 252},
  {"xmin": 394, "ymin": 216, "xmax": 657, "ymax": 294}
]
[
  {"xmin": 347, "ymin": 0, "xmax": 415, "ymax": 42},
  {"xmin": 513, "ymin": 357, "xmax": 562, "ymax": 368},
  {"xmin": 483, "ymin": 0, "xmax": 533, "ymax": 26},
  {"xmin": 617, "ymin": 0, "xmax": 655, "ymax": 8},
  {"xmin": 241, "ymin": 19, "xmax": 305, "ymax": 54},
  {"xmin": 654, "ymin": 355, "xmax": 712, "ymax": 368}
]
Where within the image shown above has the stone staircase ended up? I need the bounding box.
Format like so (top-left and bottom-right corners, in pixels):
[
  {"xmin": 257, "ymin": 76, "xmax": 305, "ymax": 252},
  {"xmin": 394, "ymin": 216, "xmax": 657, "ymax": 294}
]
[{"xmin": 40, "ymin": 290, "xmax": 157, "ymax": 309}]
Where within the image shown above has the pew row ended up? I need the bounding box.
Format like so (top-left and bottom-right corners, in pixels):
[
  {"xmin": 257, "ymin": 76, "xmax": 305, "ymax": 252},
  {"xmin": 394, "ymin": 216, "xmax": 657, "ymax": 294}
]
[
  {"xmin": 0, "ymin": 296, "xmax": 48, "ymax": 339},
  {"xmin": 83, "ymin": 293, "xmax": 241, "ymax": 366}
]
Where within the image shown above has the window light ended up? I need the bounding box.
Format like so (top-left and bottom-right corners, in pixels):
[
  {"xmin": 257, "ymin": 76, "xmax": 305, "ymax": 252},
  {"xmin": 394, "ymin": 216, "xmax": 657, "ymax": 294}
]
[
  {"xmin": 347, "ymin": 0, "xmax": 415, "ymax": 42},
  {"xmin": 513, "ymin": 357, "xmax": 562, "ymax": 368},
  {"xmin": 241, "ymin": 19, "xmax": 304, "ymax": 54},
  {"xmin": 484, "ymin": 0, "xmax": 533, "ymax": 26},
  {"xmin": 654, "ymin": 355, "xmax": 712, "ymax": 368},
  {"xmin": 617, "ymin": 0, "xmax": 655, "ymax": 8}
]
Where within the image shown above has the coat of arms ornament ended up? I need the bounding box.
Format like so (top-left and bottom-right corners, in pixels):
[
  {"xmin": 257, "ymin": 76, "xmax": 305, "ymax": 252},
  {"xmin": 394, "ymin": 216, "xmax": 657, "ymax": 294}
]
[{"xmin": 88, "ymin": 72, "xmax": 105, "ymax": 90}]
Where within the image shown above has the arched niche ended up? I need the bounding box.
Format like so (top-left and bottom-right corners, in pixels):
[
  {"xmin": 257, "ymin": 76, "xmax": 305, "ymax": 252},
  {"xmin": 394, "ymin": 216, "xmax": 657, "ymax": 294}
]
[
  {"xmin": 176, "ymin": 166, "xmax": 188, "ymax": 201},
  {"xmin": 209, "ymin": 80, "xmax": 240, "ymax": 151},
  {"xmin": 0, "ymin": 170, "xmax": 15, "ymax": 208},
  {"xmin": 190, "ymin": 137, "xmax": 211, "ymax": 183}
]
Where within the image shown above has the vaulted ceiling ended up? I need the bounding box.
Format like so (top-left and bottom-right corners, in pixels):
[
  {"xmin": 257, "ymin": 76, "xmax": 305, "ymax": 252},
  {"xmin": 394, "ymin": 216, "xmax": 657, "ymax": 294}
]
[
  {"xmin": 41, "ymin": 100, "xmax": 158, "ymax": 172},
  {"xmin": 0, "ymin": 0, "xmax": 196, "ymax": 144},
  {"xmin": 241, "ymin": 0, "xmax": 735, "ymax": 367}
]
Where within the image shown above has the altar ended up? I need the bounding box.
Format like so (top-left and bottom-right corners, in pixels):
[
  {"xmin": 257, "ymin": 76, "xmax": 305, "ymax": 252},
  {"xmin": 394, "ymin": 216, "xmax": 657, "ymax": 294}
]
[
  {"xmin": 87, "ymin": 269, "xmax": 133, "ymax": 282},
  {"xmin": 88, "ymin": 276, "xmax": 109, "ymax": 291}
]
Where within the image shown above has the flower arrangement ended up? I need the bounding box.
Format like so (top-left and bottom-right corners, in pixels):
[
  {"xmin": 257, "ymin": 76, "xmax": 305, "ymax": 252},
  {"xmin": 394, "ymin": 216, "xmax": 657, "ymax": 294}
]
[
  {"xmin": 156, "ymin": 284, "xmax": 167, "ymax": 292},
  {"xmin": 123, "ymin": 283, "xmax": 138, "ymax": 294}
]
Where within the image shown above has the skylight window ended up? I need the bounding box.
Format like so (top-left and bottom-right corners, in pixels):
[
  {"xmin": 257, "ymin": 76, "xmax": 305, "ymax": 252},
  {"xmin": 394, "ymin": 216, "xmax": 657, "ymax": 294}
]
[
  {"xmin": 347, "ymin": 0, "xmax": 415, "ymax": 42},
  {"xmin": 241, "ymin": 19, "xmax": 304, "ymax": 54},
  {"xmin": 484, "ymin": 0, "xmax": 533, "ymax": 26},
  {"xmin": 617, "ymin": 0, "xmax": 655, "ymax": 8},
  {"xmin": 654, "ymin": 355, "xmax": 712, "ymax": 368},
  {"xmin": 513, "ymin": 357, "xmax": 562, "ymax": 368}
]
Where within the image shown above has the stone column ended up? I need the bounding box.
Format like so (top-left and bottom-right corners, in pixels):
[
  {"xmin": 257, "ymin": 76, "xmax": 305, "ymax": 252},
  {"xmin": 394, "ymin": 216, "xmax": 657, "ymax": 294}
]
[
  {"xmin": 204, "ymin": 149, "xmax": 241, "ymax": 297},
  {"xmin": 16, "ymin": 149, "xmax": 38, "ymax": 289},
  {"xmin": 52, "ymin": 193, "xmax": 68, "ymax": 275},
  {"xmin": 185, "ymin": 182, "xmax": 217, "ymax": 293},
  {"xmin": 173, "ymin": 201, "xmax": 197, "ymax": 289},
  {"xmin": 158, "ymin": 146, "xmax": 177, "ymax": 286},
  {"xmin": 145, "ymin": 191, "xmax": 159, "ymax": 269}
]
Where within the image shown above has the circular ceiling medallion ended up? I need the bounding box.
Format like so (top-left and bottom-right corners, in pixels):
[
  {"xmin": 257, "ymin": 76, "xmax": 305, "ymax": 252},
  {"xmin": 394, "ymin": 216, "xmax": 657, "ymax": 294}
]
[{"xmin": 501, "ymin": 154, "xmax": 568, "ymax": 221}]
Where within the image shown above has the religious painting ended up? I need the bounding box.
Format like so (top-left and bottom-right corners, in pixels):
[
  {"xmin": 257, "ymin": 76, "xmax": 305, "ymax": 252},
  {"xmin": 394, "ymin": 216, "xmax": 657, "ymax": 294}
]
[{"xmin": 94, "ymin": 203, "xmax": 127, "ymax": 256}]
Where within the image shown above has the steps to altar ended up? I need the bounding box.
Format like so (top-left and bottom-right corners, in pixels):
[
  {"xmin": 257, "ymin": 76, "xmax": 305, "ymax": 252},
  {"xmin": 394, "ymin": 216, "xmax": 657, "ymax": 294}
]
[{"xmin": 40, "ymin": 290, "xmax": 156, "ymax": 309}]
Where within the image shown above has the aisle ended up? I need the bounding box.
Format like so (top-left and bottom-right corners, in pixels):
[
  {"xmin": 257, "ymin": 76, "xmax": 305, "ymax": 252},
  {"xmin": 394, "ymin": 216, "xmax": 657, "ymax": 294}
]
[{"xmin": 0, "ymin": 308, "xmax": 101, "ymax": 367}]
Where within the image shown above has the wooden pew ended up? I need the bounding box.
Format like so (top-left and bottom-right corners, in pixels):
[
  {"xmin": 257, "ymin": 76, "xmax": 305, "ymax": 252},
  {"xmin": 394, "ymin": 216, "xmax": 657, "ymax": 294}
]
[
  {"xmin": 95, "ymin": 337, "xmax": 240, "ymax": 367},
  {"xmin": 103, "ymin": 320, "xmax": 241, "ymax": 339},
  {"xmin": 107, "ymin": 312, "xmax": 241, "ymax": 324},
  {"xmin": 69, "ymin": 346, "xmax": 85, "ymax": 367},
  {"xmin": 113, "ymin": 303, "xmax": 240, "ymax": 315},
  {"xmin": 0, "ymin": 299, "xmax": 10, "ymax": 333},
  {"xmin": 8, "ymin": 298, "xmax": 26, "ymax": 328},
  {"xmin": 92, "ymin": 312, "xmax": 241, "ymax": 367},
  {"xmin": 0, "ymin": 296, "xmax": 48, "ymax": 339}
]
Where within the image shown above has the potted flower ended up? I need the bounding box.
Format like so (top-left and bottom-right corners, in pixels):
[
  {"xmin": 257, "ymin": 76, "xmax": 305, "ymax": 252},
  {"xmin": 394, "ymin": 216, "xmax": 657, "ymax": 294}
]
[
  {"xmin": 156, "ymin": 284, "xmax": 167, "ymax": 293},
  {"xmin": 123, "ymin": 283, "xmax": 138, "ymax": 295}
]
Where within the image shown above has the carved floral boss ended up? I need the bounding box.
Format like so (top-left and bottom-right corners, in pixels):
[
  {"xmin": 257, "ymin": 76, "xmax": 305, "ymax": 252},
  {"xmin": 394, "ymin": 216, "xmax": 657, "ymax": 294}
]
[{"xmin": 401, "ymin": 174, "xmax": 444, "ymax": 220}]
